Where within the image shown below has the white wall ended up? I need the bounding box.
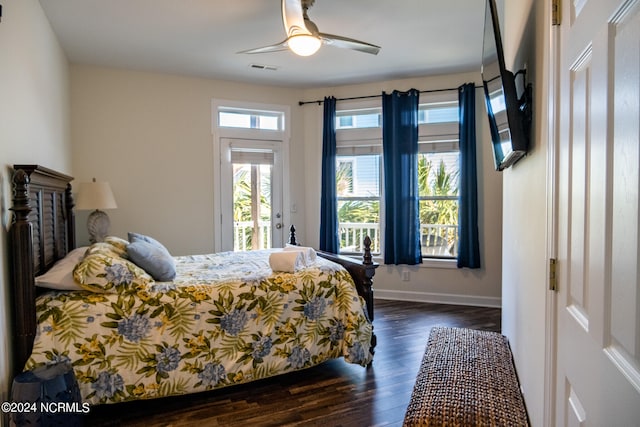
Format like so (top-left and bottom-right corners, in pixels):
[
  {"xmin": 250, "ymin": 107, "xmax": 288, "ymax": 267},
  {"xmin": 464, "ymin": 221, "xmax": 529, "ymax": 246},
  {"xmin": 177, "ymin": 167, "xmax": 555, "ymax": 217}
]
[
  {"xmin": 500, "ymin": 0, "xmax": 549, "ymax": 425},
  {"xmin": 0, "ymin": 0, "xmax": 71, "ymax": 422},
  {"xmin": 301, "ymin": 72, "xmax": 504, "ymax": 307},
  {"xmin": 70, "ymin": 65, "xmax": 306, "ymax": 255}
]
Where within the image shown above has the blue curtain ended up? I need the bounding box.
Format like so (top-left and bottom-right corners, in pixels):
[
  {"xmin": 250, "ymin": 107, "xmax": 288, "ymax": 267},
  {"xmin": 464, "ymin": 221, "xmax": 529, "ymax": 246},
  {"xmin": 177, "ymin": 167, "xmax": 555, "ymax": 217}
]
[
  {"xmin": 319, "ymin": 96, "xmax": 339, "ymax": 253},
  {"xmin": 457, "ymin": 83, "xmax": 481, "ymax": 268},
  {"xmin": 382, "ymin": 89, "xmax": 422, "ymax": 265}
]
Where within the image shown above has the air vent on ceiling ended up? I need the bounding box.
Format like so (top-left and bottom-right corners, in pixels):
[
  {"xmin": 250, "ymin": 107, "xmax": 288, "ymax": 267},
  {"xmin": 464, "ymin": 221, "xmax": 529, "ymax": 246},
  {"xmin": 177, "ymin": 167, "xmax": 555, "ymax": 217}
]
[{"xmin": 249, "ymin": 64, "xmax": 279, "ymax": 71}]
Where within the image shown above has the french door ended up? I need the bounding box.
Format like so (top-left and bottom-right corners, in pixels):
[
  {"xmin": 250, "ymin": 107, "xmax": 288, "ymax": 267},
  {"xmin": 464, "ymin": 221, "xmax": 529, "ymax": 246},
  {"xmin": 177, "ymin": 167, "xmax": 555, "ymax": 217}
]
[
  {"xmin": 220, "ymin": 138, "xmax": 284, "ymax": 252},
  {"xmin": 553, "ymin": 0, "xmax": 640, "ymax": 424}
]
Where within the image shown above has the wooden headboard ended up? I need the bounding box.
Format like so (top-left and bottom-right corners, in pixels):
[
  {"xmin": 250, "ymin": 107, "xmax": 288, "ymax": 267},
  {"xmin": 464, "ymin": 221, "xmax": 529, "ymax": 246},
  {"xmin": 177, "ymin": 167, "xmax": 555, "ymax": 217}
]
[{"xmin": 9, "ymin": 165, "xmax": 76, "ymax": 375}]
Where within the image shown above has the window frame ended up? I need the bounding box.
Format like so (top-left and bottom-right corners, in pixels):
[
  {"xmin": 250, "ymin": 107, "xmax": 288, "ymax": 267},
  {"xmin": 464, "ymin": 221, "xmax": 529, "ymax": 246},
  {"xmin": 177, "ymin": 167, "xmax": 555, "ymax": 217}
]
[
  {"xmin": 335, "ymin": 99, "xmax": 383, "ymax": 256},
  {"xmin": 211, "ymin": 99, "xmax": 290, "ymax": 253},
  {"xmin": 217, "ymin": 106, "xmax": 286, "ymax": 132},
  {"xmin": 418, "ymin": 90, "xmax": 460, "ymax": 260}
]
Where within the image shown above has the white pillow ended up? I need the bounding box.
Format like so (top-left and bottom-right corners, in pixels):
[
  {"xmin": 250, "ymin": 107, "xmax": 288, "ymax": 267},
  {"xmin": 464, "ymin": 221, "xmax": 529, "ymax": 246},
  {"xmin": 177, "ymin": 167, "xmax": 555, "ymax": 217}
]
[{"xmin": 35, "ymin": 246, "xmax": 89, "ymax": 290}]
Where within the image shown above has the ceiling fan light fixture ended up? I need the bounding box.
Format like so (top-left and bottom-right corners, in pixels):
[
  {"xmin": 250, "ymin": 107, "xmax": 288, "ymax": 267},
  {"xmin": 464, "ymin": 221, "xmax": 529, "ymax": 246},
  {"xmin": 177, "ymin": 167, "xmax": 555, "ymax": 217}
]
[{"xmin": 288, "ymin": 34, "xmax": 321, "ymax": 56}]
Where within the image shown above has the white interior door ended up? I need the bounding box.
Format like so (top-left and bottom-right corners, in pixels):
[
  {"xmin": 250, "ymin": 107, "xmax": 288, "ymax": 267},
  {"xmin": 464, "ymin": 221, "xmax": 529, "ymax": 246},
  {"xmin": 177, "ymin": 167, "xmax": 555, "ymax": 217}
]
[
  {"xmin": 555, "ymin": 0, "xmax": 640, "ymax": 424},
  {"xmin": 220, "ymin": 138, "xmax": 284, "ymax": 252}
]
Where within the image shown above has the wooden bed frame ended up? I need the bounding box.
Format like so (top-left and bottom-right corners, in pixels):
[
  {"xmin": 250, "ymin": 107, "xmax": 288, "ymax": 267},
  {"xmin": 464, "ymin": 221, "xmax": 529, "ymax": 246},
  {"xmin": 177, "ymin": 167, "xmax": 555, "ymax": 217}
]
[{"xmin": 8, "ymin": 165, "xmax": 377, "ymax": 377}]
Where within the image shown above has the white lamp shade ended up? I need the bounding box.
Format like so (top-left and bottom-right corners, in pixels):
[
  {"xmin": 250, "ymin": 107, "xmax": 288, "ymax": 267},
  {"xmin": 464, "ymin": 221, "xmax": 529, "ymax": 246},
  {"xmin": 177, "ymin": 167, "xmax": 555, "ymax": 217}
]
[
  {"xmin": 75, "ymin": 180, "xmax": 117, "ymax": 210},
  {"xmin": 288, "ymin": 34, "xmax": 322, "ymax": 56}
]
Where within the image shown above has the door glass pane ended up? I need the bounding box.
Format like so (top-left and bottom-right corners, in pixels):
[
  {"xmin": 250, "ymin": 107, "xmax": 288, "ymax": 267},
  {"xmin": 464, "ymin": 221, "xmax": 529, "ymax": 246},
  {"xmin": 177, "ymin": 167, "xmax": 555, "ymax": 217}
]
[{"xmin": 232, "ymin": 163, "xmax": 272, "ymax": 251}]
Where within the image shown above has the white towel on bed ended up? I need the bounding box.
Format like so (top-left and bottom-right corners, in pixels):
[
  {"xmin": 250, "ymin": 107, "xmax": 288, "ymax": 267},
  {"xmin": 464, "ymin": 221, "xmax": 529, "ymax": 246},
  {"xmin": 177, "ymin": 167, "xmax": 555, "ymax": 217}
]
[
  {"xmin": 269, "ymin": 250, "xmax": 306, "ymax": 273},
  {"xmin": 283, "ymin": 245, "xmax": 317, "ymax": 265}
]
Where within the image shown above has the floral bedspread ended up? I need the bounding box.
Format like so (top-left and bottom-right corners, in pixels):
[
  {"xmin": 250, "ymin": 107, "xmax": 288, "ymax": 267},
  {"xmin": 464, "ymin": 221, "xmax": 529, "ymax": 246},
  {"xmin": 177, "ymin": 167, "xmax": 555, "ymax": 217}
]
[{"xmin": 27, "ymin": 250, "xmax": 373, "ymax": 405}]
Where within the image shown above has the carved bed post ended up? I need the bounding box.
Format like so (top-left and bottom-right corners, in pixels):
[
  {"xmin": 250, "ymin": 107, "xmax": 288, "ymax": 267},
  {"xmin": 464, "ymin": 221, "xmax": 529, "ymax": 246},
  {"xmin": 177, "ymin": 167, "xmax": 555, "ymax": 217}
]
[
  {"xmin": 288, "ymin": 225, "xmax": 297, "ymax": 246},
  {"xmin": 9, "ymin": 169, "xmax": 36, "ymax": 375},
  {"xmin": 65, "ymin": 183, "xmax": 76, "ymax": 252},
  {"xmin": 359, "ymin": 236, "xmax": 376, "ymax": 322},
  {"xmin": 292, "ymin": 225, "xmax": 379, "ymax": 354}
]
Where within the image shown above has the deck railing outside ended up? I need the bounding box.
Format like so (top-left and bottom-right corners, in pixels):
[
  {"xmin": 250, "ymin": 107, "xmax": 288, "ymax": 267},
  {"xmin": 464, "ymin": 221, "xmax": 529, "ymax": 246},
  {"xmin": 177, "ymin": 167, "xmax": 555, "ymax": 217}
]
[
  {"xmin": 234, "ymin": 221, "xmax": 271, "ymax": 251},
  {"xmin": 339, "ymin": 222, "xmax": 381, "ymax": 253},
  {"xmin": 233, "ymin": 221, "xmax": 458, "ymax": 257},
  {"xmin": 338, "ymin": 222, "xmax": 458, "ymax": 257},
  {"xmin": 419, "ymin": 223, "xmax": 458, "ymax": 257}
]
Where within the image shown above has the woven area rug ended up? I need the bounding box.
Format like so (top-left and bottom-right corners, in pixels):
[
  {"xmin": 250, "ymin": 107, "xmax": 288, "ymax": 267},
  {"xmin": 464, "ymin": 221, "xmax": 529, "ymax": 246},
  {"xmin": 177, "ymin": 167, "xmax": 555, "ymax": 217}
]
[{"xmin": 403, "ymin": 327, "xmax": 529, "ymax": 426}]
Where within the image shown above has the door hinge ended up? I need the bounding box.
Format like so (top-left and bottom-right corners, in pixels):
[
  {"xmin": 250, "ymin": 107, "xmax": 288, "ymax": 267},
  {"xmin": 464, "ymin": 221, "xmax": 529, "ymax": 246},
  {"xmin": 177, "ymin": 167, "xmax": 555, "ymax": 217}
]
[
  {"xmin": 549, "ymin": 258, "xmax": 558, "ymax": 291},
  {"xmin": 552, "ymin": 0, "xmax": 561, "ymax": 25}
]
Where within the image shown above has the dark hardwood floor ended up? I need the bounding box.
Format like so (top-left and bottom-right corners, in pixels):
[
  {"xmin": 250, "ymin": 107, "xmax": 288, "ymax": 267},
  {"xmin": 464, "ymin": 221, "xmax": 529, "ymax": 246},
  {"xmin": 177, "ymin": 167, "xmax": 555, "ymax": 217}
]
[{"xmin": 84, "ymin": 299, "xmax": 501, "ymax": 427}]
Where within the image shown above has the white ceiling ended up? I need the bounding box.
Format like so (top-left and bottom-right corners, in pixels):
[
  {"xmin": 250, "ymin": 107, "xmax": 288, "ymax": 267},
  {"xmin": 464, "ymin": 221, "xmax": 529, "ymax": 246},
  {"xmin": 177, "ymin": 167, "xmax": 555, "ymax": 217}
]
[{"xmin": 38, "ymin": 0, "xmax": 487, "ymax": 89}]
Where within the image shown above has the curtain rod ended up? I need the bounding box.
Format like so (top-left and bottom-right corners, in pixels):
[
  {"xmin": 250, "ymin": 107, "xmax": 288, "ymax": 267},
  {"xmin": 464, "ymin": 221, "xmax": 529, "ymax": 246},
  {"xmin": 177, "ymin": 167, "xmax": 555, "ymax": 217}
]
[{"xmin": 298, "ymin": 85, "xmax": 482, "ymax": 106}]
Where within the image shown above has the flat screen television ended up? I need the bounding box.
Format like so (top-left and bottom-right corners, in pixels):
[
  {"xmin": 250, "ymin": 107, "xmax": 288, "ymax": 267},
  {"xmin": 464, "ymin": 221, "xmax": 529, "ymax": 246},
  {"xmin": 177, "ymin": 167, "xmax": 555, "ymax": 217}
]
[{"xmin": 481, "ymin": 0, "xmax": 532, "ymax": 171}]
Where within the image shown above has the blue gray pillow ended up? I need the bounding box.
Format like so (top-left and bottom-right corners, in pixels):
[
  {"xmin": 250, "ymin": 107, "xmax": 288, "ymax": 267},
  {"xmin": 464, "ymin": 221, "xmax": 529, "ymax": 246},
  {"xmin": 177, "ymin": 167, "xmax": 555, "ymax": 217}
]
[
  {"xmin": 128, "ymin": 232, "xmax": 167, "ymax": 249},
  {"xmin": 127, "ymin": 233, "xmax": 176, "ymax": 281}
]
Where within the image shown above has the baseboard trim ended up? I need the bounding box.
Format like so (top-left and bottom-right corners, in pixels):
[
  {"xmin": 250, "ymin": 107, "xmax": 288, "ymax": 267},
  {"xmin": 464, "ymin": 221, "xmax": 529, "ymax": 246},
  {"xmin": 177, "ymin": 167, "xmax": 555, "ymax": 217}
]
[{"xmin": 374, "ymin": 289, "xmax": 502, "ymax": 308}]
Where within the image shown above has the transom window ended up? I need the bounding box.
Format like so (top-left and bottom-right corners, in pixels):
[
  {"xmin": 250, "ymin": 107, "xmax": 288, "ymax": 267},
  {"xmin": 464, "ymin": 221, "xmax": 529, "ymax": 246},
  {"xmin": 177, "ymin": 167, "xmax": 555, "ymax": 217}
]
[
  {"xmin": 336, "ymin": 108, "xmax": 381, "ymax": 129},
  {"xmin": 418, "ymin": 101, "xmax": 458, "ymax": 124},
  {"xmin": 218, "ymin": 107, "xmax": 285, "ymax": 131}
]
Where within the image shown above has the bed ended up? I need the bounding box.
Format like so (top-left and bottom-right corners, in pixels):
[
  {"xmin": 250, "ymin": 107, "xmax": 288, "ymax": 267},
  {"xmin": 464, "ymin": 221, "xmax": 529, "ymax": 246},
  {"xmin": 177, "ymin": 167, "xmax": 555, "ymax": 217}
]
[{"xmin": 8, "ymin": 165, "xmax": 377, "ymax": 405}]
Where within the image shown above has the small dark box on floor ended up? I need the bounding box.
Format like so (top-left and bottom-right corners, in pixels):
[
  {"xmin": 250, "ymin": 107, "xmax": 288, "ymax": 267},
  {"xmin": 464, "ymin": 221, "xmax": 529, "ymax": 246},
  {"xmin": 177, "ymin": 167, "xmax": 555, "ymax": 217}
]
[{"xmin": 11, "ymin": 362, "xmax": 85, "ymax": 427}]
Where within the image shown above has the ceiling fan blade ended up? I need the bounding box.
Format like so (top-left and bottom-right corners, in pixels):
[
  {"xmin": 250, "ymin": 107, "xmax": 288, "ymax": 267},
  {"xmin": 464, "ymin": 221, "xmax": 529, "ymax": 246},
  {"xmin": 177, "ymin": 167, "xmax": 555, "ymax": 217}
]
[
  {"xmin": 239, "ymin": 0, "xmax": 309, "ymax": 55},
  {"xmin": 320, "ymin": 33, "xmax": 381, "ymax": 55},
  {"xmin": 237, "ymin": 40, "xmax": 289, "ymax": 55},
  {"xmin": 241, "ymin": 1, "xmax": 381, "ymax": 56},
  {"xmin": 282, "ymin": 0, "xmax": 312, "ymax": 38}
]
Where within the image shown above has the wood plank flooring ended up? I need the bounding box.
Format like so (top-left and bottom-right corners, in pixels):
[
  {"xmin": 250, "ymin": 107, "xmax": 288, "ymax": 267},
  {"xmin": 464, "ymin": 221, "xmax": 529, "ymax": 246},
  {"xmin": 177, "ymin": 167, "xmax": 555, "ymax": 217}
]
[{"xmin": 84, "ymin": 299, "xmax": 501, "ymax": 427}]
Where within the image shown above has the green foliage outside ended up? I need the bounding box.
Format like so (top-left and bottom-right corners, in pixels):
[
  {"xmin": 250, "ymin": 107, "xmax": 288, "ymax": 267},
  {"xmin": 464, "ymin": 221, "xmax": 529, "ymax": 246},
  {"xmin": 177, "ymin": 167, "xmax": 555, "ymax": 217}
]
[
  {"xmin": 337, "ymin": 155, "xmax": 459, "ymax": 252},
  {"xmin": 418, "ymin": 155, "xmax": 459, "ymax": 227},
  {"xmin": 233, "ymin": 165, "xmax": 271, "ymax": 250}
]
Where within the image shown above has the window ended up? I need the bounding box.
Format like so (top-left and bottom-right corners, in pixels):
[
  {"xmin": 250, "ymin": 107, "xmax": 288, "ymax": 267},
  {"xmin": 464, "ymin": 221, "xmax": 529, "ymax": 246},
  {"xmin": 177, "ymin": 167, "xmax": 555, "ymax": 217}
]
[
  {"xmin": 230, "ymin": 148, "xmax": 274, "ymax": 251},
  {"xmin": 419, "ymin": 101, "xmax": 458, "ymax": 124},
  {"xmin": 418, "ymin": 144, "xmax": 459, "ymax": 258},
  {"xmin": 336, "ymin": 108, "xmax": 381, "ymax": 129},
  {"xmin": 218, "ymin": 107, "xmax": 284, "ymax": 131},
  {"xmin": 336, "ymin": 154, "xmax": 381, "ymax": 254},
  {"xmin": 337, "ymin": 159, "xmax": 354, "ymax": 195},
  {"xmin": 333, "ymin": 92, "xmax": 460, "ymax": 259},
  {"xmin": 335, "ymin": 101, "xmax": 383, "ymax": 255},
  {"xmin": 418, "ymin": 94, "xmax": 460, "ymax": 259}
]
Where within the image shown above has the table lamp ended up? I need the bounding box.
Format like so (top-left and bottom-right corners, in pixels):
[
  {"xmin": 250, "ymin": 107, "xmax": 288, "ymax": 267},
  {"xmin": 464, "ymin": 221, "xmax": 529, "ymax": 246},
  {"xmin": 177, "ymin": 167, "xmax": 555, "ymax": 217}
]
[{"xmin": 75, "ymin": 178, "xmax": 117, "ymax": 243}]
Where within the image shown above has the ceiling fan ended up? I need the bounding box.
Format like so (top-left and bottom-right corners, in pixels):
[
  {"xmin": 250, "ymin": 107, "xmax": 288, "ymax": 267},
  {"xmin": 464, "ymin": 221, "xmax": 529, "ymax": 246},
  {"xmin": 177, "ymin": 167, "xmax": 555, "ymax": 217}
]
[{"xmin": 238, "ymin": 0, "xmax": 381, "ymax": 57}]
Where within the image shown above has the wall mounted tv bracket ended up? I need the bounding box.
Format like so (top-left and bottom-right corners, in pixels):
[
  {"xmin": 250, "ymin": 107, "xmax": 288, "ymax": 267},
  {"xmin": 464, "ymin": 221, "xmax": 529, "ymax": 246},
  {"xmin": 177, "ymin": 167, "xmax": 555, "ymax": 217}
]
[{"xmin": 514, "ymin": 69, "xmax": 533, "ymax": 146}]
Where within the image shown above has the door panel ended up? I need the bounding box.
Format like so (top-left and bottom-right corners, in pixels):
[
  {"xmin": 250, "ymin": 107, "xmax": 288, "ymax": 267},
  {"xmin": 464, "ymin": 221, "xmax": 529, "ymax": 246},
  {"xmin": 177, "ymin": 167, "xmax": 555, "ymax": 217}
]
[
  {"xmin": 608, "ymin": 0, "xmax": 640, "ymax": 391},
  {"xmin": 555, "ymin": 0, "xmax": 640, "ymax": 425}
]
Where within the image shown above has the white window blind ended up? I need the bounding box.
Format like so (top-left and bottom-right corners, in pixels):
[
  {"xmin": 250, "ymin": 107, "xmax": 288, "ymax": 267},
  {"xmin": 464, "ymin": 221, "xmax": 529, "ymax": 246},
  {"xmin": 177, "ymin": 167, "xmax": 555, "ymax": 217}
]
[{"xmin": 230, "ymin": 148, "xmax": 274, "ymax": 165}]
